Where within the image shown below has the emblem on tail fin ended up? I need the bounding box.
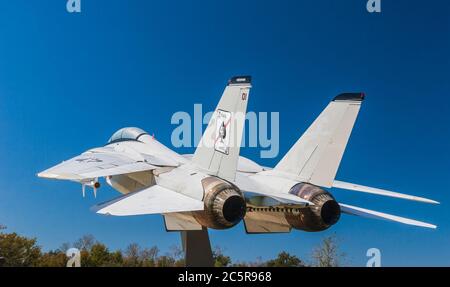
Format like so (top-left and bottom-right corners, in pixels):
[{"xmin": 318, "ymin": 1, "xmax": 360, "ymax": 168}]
[{"xmin": 214, "ymin": 110, "xmax": 231, "ymax": 155}]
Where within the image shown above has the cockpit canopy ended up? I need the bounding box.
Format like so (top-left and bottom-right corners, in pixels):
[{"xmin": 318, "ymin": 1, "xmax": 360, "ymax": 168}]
[{"xmin": 107, "ymin": 127, "xmax": 149, "ymax": 144}]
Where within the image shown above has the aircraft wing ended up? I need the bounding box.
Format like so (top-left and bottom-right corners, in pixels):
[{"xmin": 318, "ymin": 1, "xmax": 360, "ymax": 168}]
[
  {"xmin": 163, "ymin": 213, "xmax": 203, "ymax": 231},
  {"xmin": 92, "ymin": 185, "xmax": 204, "ymax": 216},
  {"xmin": 339, "ymin": 203, "xmax": 437, "ymax": 229},
  {"xmin": 333, "ymin": 180, "xmax": 439, "ymax": 204},
  {"xmin": 37, "ymin": 148, "xmax": 157, "ymax": 181}
]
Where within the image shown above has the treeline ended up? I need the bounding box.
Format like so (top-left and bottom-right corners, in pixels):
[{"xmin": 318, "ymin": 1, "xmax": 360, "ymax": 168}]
[{"xmin": 0, "ymin": 225, "xmax": 345, "ymax": 267}]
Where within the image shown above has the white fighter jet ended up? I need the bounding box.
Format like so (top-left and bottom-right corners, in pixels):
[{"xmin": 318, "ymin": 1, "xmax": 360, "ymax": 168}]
[{"xmin": 38, "ymin": 76, "xmax": 439, "ymax": 234}]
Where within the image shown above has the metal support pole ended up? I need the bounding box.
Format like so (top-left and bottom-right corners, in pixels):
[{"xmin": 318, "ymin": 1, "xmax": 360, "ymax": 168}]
[{"xmin": 180, "ymin": 227, "xmax": 214, "ymax": 267}]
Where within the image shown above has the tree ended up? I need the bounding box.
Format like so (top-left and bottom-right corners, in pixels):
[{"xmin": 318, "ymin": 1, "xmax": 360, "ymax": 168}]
[
  {"xmin": 58, "ymin": 242, "xmax": 71, "ymax": 253},
  {"xmin": 141, "ymin": 246, "xmax": 159, "ymax": 267},
  {"xmin": 109, "ymin": 250, "xmax": 124, "ymax": 267},
  {"xmin": 86, "ymin": 243, "xmax": 112, "ymax": 267},
  {"xmin": 156, "ymin": 255, "xmax": 176, "ymax": 267},
  {"xmin": 168, "ymin": 245, "xmax": 184, "ymax": 267},
  {"xmin": 213, "ymin": 246, "xmax": 232, "ymax": 267},
  {"xmin": 265, "ymin": 251, "xmax": 305, "ymax": 267},
  {"xmin": 0, "ymin": 232, "xmax": 42, "ymax": 267},
  {"xmin": 0, "ymin": 226, "xmax": 351, "ymax": 267},
  {"xmin": 311, "ymin": 234, "xmax": 346, "ymax": 267},
  {"xmin": 74, "ymin": 234, "xmax": 96, "ymax": 251},
  {"xmin": 123, "ymin": 243, "xmax": 142, "ymax": 267},
  {"xmin": 231, "ymin": 256, "xmax": 265, "ymax": 267},
  {"xmin": 37, "ymin": 250, "xmax": 66, "ymax": 267},
  {"xmin": 0, "ymin": 223, "xmax": 6, "ymax": 265}
]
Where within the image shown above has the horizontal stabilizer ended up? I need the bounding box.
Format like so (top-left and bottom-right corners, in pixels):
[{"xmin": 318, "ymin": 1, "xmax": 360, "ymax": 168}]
[
  {"xmin": 163, "ymin": 213, "xmax": 203, "ymax": 231},
  {"xmin": 339, "ymin": 203, "xmax": 437, "ymax": 229},
  {"xmin": 92, "ymin": 185, "xmax": 204, "ymax": 216},
  {"xmin": 333, "ymin": 180, "xmax": 439, "ymax": 204}
]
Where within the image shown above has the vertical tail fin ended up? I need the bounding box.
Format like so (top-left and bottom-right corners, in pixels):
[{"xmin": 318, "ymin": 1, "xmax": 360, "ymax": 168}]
[
  {"xmin": 192, "ymin": 76, "xmax": 252, "ymax": 182},
  {"xmin": 274, "ymin": 93, "xmax": 364, "ymax": 187}
]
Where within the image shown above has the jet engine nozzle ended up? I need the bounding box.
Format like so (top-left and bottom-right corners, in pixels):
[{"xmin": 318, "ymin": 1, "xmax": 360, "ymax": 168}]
[
  {"xmin": 193, "ymin": 177, "xmax": 246, "ymax": 229},
  {"xmin": 285, "ymin": 183, "xmax": 340, "ymax": 231}
]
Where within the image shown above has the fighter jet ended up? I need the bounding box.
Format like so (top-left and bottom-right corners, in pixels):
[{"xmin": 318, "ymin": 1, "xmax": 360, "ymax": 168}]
[{"xmin": 38, "ymin": 76, "xmax": 438, "ymax": 234}]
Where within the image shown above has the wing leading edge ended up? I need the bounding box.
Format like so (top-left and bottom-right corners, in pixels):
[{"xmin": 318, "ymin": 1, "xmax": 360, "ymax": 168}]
[
  {"xmin": 38, "ymin": 149, "xmax": 157, "ymax": 181},
  {"xmin": 339, "ymin": 203, "xmax": 437, "ymax": 229},
  {"xmin": 333, "ymin": 180, "xmax": 439, "ymax": 204}
]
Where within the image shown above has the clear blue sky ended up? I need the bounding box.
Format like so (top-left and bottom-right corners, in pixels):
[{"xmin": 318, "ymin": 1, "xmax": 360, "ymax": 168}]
[{"xmin": 0, "ymin": 0, "xmax": 449, "ymax": 266}]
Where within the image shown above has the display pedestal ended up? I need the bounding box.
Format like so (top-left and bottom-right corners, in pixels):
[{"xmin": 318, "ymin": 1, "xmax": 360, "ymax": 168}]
[{"xmin": 180, "ymin": 227, "xmax": 214, "ymax": 267}]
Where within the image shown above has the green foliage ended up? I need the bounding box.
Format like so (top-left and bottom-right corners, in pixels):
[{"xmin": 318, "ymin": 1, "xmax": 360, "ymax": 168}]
[
  {"xmin": 265, "ymin": 251, "xmax": 305, "ymax": 267},
  {"xmin": 37, "ymin": 250, "xmax": 66, "ymax": 267},
  {"xmin": 231, "ymin": 256, "xmax": 265, "ymax": 267},
  {"xmin": 0, "ymin": 232, "xmax": 42, "ymax": 267},
  {"xmin": 85, "ymin": 243, "xmax": 112, "ymax": 267},
  {"xmin": 0, "ymin": 226, "xmax": 346, "ymax": 267},
  {"xmin": 156, "ymin": 255, "xmax": 176, "ymax": 267},
  {"xmin": 122, "ymin": 243, "xmax": 140, "ymax": 266},
  {"xmin": 109, "ymin": 250, "xmax": 124, "ymax": 267},
  {"xmin": 141, "ymin": 246, "xmax": 159, "ymax": 267},
  {"xmin": 213, "ymin": 246, "xmax": 231, "ymax": 267}
]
